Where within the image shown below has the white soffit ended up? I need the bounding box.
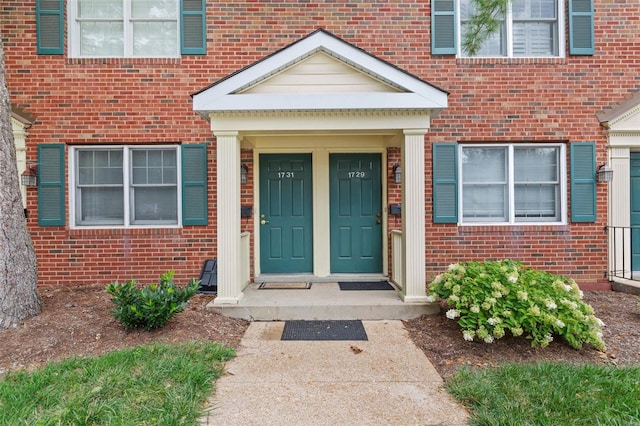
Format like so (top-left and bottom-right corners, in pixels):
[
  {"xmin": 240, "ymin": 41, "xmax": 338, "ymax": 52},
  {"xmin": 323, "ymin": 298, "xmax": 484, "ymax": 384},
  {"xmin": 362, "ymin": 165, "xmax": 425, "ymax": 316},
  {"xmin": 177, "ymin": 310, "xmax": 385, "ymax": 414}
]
[{"xmin": 193, "ymin": 29, "xmax": 448, "ymax": 114}]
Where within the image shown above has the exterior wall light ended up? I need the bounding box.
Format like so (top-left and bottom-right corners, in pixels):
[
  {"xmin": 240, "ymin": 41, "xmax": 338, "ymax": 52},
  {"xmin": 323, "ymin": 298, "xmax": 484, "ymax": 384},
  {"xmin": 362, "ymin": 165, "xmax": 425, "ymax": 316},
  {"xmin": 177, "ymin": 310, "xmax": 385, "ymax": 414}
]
[
  {"xmin": 240, "ymin": 163, "xmax": 249, "ymax": 185},
  {"xmin": 393, "ymin": 164, "xmax": 401, "ymax": 184},
  {"xmin": 21, "ymin": 165, "xmax": 38, "ymax": 187},
  {"xmin": 597, "ymin": 164, "xmax": 613, "ymax": 183}
]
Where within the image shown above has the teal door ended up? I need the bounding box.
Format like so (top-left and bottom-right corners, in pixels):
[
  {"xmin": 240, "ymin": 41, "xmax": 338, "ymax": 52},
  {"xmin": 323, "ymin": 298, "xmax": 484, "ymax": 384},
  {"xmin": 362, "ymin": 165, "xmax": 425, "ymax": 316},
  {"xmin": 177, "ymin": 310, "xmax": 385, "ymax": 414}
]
[
  {"xmin": 259, "ymin": 154, "xmax": 313, "ymax": 273},
  {"xmin": 631, "ymin": 153, "xmax": 640, "ymax": 270},
  {"xmin": 329, "ymin": 154, "xmax": 382, "ymax": 273}
]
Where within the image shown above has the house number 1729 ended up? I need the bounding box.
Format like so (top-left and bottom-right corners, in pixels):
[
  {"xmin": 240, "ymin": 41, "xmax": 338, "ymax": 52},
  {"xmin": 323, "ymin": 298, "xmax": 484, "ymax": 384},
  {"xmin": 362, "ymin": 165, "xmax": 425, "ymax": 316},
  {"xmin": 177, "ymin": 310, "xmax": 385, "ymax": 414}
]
[
  {"xmin": 348, "ymin": 171, "xmax": 366, "ymax": 178},
  {"xmin": 278, "ymin": 171, "xmax": 295, "ymax": 178}
]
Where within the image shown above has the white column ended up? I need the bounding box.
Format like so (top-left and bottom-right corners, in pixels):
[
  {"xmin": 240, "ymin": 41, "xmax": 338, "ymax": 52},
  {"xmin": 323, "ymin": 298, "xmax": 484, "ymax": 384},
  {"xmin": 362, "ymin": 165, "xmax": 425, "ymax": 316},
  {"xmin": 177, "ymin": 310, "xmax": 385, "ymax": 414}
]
[
  {"xmin": 401, "ymin": 129, "xmax": 429, "ymax": 302},
  {"xmin": 213, "ymin": 131, "xmax": 243, "ymax": 304}
]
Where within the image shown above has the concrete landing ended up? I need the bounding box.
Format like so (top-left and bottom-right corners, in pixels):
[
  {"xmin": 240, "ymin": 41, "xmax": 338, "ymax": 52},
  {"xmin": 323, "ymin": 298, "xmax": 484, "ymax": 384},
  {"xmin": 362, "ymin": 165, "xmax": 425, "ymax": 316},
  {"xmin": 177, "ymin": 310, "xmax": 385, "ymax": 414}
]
[
  {"xmin": 206, "ymin": 282, "xmax": 440, "ymax": 321},
  {"xmin": 200, "ymin": 321, "xmax": 470, "ymax": 425}
]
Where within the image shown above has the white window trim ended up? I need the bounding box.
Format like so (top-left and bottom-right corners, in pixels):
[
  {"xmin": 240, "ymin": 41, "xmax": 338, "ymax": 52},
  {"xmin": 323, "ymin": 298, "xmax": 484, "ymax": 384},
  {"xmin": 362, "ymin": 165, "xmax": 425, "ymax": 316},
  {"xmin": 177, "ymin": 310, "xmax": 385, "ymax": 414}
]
[
  {"xmin": 458, "ymin": 143, "xmax": 567, "ymax": 226},
  {"xmin": 457, "ymin": 0, "xmax": 566, "ymax": 58},
  {"xmin": 67, "ymin": 0, "xmax": 181, "ymax": 58},
  {"xmin": 69, "ymin": 145, "xmax": 183, "ymax": 229}
]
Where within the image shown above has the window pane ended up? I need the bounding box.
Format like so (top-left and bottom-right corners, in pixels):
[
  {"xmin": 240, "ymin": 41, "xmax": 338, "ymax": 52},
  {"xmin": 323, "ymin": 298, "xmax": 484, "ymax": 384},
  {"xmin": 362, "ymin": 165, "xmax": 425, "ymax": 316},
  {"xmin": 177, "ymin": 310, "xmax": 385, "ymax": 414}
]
[
  {"xmin": 512, "ymin": 0, "xmax": 556, "ymax": 19},
  {"xmin": 78, "ymin": 0, "xmax": 123, "ymax": 18},
  {"xmin": 514, "ymin": 148, "xmax": 558, "ymax": 182},
  {"xmin": 514, "ymin": 147, "xmax": 559, "ymax": 221},
  {"xmin": 515, "ymin": 184, "xmax": 558, "ymax": 221},
  {"xmin": 78, "ymin": 150, "xmax": 123, "ymax": 185},
  {"xmin": 462, "ymin": 147, "xmax": 508, "ymax": 222},
  {"xmin": 463, "ymin": 184, "xmax": 508, "ymax": 221},
  {"xmin": 79, "ymin": 187, "xmax": 124, "ymax": 224},
  {"xmin": 460, "ymin": 0, "xmax": 505, "ymax": 56},
  {"xmin": 132, "ymin": 187, "xmax": 177, "ymax": 223},
  {"xmin": 131, "ymin": 0, "xmax": 177, "ymax": 18},
  {"xmin": 132, "ymin": 22, "xmax": 177, "ymax": 57},
  {"xmin": 462, "ymin": 147, "xmax": 507, "ymax": 182},
  {"xmin": 80, "ymin": 22, "xmax": 124, "ymax": 56},
  {"xmin": 513, "ymin": 22, "xmax": 555, "ymax": 56},
  {"xmin": 131, "ymin": 149, "xmax": 177, "ymax": 185}
]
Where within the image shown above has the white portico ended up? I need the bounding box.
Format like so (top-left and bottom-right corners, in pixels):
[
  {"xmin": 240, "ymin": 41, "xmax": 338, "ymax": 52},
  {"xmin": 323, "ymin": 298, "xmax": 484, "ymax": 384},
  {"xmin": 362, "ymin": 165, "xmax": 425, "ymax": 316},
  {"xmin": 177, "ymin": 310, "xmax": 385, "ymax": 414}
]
[
  {"xmin": 598, "ymin": 93, "xmax": 640, "ymax": 291},
  {"xmin": 193, "ymin": 29, "xmax": 448, "ymax": 306}
]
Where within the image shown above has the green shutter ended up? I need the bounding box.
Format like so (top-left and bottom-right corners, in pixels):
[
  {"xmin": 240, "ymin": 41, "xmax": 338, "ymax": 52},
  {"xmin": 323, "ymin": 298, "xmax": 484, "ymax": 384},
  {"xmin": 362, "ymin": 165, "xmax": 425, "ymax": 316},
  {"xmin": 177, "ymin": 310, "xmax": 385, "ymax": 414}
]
[
  {"xmin": 38, "ymin": 144, "xmax": 65, "ymax": 226},
  {"xmin": 431, "ymin": 0, "xmax": 456, "ymax": 55},
  {"xmin": 181, "ymin": 0, "xmax": 206, "ymax": 55},
  {"xmin": 433, "ymin": 143, "xmax": 458, "ymax": 223},
  {"xmin": 570, "ymin": 142, "xmax": 596, "ymax": 222},
  {"xmin": 569, "ymin": 0, "xmax": 594, "ymax": 55},
  {"xmin": 36, "ymin": 0, "xmax": 64, "ymax": 55},
  {"xmin": 182, "ymin": 144, "xmax": 208, "ymax": 225}
]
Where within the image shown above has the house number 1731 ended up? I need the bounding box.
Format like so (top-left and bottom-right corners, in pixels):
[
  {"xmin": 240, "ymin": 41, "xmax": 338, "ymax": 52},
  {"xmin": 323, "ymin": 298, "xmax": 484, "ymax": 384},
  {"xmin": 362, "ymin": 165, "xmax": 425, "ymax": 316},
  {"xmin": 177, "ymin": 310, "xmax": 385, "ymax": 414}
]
[
  {"xmin": 278, "ymin": 171, "xmax": 295, "ymax": 178},
  {"xmin": 348, "ymin": 171, "xmax": 366, "ymax": 178}
]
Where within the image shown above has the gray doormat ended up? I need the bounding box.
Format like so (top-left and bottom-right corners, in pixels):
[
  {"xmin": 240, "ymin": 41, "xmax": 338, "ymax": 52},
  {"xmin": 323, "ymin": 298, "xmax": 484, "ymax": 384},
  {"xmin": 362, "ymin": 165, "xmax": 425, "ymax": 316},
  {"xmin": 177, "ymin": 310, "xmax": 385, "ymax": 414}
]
[
  {"xmin": 281, "ymin": 320, "xmax": 368, "ymax": 341},
  {"xmin": 338, "ymin": 281, "xmax": 394, "ymax": 291},
  {"xmin": 258, "ymin": 282, "xmax": 311, "ymax": 290}
]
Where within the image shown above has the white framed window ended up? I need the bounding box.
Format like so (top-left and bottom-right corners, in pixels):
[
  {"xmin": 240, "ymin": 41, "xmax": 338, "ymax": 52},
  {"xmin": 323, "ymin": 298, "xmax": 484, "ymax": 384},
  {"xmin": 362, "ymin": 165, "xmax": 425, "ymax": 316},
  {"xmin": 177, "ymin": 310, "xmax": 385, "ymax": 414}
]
[
  {"xmin": 460, "ymin": 144, "xmax": 566, "ymax": 224},
  {"xmin": 68, "ymin": 0, "xmax": 180, "ymax": 58},
  {"xmin": 70, "ymin": 145, "xmax": 181, "ymax": 227},
  {"xmin": 459, "ymin": 0, "xmax": 565, "ymax": 57}
]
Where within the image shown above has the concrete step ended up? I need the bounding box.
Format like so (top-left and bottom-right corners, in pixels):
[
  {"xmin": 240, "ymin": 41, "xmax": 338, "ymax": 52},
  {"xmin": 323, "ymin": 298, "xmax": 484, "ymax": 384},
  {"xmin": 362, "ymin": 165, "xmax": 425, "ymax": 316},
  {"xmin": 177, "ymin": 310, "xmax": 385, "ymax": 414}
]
[{"xmin": 206, "ymin": 282, "xmax": 440, "ymax": 321}]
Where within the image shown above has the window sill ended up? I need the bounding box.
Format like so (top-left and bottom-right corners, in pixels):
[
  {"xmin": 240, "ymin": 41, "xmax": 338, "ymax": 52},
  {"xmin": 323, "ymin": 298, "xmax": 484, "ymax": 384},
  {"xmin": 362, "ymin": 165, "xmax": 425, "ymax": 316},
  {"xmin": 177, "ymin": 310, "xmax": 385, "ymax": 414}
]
[
  {"xmin": 69, "ymin": 226, "xmax": 182, "ymax": 237},
  {"xmin": 66, "ymin": 57, "xmax": 182, "ymax": 66},
  {"xmin": 457, "ymin": 223, "xmax": 570, "ymax": 234},
  {"xmin": 456, "ymin": 57, "xmax": 567, "ymax": 66}
]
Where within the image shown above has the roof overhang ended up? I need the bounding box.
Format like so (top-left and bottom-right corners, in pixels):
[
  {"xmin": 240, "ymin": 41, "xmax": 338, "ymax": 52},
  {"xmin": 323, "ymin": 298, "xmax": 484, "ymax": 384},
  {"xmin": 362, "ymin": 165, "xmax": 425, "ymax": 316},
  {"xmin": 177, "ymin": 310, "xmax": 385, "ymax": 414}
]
[{"xmin": 193, "ymin": 29, "xmax": 448, "ymax": 124}]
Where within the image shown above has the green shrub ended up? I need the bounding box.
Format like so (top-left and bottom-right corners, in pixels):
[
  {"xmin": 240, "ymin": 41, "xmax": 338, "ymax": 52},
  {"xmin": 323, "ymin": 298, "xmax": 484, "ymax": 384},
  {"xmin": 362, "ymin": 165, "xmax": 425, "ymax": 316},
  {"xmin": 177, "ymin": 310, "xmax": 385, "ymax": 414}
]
[
  {"xmin": 427, "ymin": 260, "xmax": 606, "ymax": 350},
  {"xmin": 106, "ymin": 271, "xmax": 200, "ymax": 330}
]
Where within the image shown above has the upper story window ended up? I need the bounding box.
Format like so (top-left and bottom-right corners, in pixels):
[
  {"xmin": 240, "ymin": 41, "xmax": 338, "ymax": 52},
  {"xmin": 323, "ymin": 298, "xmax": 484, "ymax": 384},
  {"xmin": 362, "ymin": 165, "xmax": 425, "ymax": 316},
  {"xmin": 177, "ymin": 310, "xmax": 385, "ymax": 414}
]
[
  {"xmin": 69, "ymin": 0, "xmax": 179, "ymax": 57},
  {"xmin": 459, "ymin": 0, "xmax": 563, "ymax": 57},
  {"xmin": 34, "ymin": 0, "xmax": 207, "ymax": 57},
  {"xmin": 430, "ymin": 0, "xmax": 593, "ymax": 57}
]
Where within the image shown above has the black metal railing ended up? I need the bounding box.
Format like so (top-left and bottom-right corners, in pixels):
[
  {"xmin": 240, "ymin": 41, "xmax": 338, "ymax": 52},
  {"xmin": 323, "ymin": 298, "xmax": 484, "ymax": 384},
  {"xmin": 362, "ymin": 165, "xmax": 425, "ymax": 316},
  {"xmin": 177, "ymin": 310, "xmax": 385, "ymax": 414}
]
[{"xmin": 606, "ymin": 226, "xmax": 640, "ymax": 281}]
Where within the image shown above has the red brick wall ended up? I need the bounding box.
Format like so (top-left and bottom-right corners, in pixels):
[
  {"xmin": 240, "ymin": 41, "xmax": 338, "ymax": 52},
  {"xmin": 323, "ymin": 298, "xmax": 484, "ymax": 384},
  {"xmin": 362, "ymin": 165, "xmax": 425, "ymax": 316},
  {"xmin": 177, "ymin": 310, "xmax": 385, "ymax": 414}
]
[{"xmin": 3, "ymin": 0, "xmax": 638, "ymax": 288}]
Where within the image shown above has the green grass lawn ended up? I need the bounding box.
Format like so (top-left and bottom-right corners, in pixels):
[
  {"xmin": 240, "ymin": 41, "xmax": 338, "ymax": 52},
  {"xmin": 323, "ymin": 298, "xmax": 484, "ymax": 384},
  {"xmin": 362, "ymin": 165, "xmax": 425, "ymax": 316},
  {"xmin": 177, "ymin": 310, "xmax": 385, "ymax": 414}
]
[
  {"xmin": 0, "ymin": 342, "xmax": 234, "ymax": 425},
  {"xmin": 447, "ymin": 362, "xmax": 640, "ymax": 425}
]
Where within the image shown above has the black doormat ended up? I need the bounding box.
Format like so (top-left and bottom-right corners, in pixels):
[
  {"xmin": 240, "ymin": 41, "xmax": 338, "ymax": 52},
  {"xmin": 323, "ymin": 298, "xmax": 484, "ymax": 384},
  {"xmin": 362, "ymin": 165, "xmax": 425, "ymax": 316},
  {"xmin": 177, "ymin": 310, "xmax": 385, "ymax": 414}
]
[
  {"xmin": 258, "ymin": 282, "xmax": 311, "ymax": 290},
  {"xmin": 281, "ymin": 320, "xmax": 368, "ymax": 341},
  {"xmin": 338, "ymin": 281, "xmax": 394, "ymax": 291}
]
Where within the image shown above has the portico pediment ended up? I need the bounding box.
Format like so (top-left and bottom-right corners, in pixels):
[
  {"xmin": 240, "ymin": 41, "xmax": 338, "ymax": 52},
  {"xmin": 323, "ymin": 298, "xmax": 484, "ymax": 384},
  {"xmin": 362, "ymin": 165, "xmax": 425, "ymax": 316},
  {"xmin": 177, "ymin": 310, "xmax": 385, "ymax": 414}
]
[
  {"xmin": 192, "ymin": 29, "xmax": 448, "ymax": 120},
  {"xmin": 597, "ymin": 91, "xmax": 640, "ymax": 134}
]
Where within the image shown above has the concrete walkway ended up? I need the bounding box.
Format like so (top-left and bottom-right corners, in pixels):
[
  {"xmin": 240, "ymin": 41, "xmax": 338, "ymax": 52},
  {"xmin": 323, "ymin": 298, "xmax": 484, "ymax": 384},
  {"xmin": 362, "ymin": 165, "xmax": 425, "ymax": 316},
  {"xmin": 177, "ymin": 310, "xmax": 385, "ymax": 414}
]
[{"xmin": 200, "ymin": 321, "xmax": 469, "ymax": 425}]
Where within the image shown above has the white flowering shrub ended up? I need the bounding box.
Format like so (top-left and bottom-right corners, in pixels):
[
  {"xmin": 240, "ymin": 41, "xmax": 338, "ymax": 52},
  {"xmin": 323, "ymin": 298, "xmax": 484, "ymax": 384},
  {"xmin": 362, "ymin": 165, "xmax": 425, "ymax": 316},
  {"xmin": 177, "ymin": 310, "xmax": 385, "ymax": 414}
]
[{"xmin": 428, "ymin": 260, "xmax": 605, "ymax": 350}]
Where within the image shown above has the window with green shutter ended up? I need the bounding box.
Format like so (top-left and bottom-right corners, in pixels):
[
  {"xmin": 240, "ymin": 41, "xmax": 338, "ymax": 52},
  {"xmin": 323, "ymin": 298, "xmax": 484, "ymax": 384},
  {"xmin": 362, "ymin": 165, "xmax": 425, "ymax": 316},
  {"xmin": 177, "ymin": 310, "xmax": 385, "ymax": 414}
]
[
  {"xmin": 67, "ymin": 0, "xmax": 206, "ymax": 58},
  {"xmin": 181, "ymin": 144, "xmax": 208, "ymax": 225},
  {"xmin": 569, "ymin": 0, "xmax": 595, "ymax": 55},
  {"xmin": 181, "ymin": 0, "xmax": 206, "ymax": 55},
  {"xmin": 433, "ymin": 143, "xmax": 458, "ymax": 223},
  {"xmin": 36, "ymin": 0, "xmax": 64, "ymax": 55},
  {"xmin": 438, "ymin": 0, "xmax": 589, "ymax": 58},
  {"xmin": 570, "ymin": 142, "xmax": 597, "ymax": 222},
  {"xmin": 38, "ymin": 144, "xmax": 66, "ymax": 226},
  {"xmin": 70, "ymin": 145, "xmax": 190, "ymax": 227}
]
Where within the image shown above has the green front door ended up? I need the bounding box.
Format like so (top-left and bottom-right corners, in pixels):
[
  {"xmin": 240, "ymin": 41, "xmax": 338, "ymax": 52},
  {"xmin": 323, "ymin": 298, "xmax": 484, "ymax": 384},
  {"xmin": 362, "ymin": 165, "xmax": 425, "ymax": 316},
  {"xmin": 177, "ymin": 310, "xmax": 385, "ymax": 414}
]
[
  {"xmin": 259, "ymin": 154, "xmax": 313, "ymax": 273},
  {"xmin": 329, "ymin": 153, "xmax": 382, "ymax": 273},
  {"xmin": 631, "ymin": 153, "xmax": 640, "ymax": 271}
]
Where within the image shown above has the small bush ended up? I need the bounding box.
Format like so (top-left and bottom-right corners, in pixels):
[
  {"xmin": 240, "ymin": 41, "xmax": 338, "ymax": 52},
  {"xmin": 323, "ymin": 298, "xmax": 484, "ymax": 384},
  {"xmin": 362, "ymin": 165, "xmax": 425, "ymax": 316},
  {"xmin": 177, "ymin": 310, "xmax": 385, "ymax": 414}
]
[
  {"xmin": 106, "ymin": 271, "xmax": 200, "ymax": 330},
  {"xmin": 427, "ymin": 260, "xmax": 605, "ymax": 350}
]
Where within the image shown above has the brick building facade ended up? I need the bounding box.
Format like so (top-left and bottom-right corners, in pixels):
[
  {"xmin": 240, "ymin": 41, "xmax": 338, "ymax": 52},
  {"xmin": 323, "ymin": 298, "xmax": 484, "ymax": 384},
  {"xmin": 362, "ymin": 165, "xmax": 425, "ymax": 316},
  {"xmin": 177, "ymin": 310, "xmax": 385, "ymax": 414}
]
[{"xmin": 3, "ymin": 0, "xmax": 638, "ymax": 298}]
